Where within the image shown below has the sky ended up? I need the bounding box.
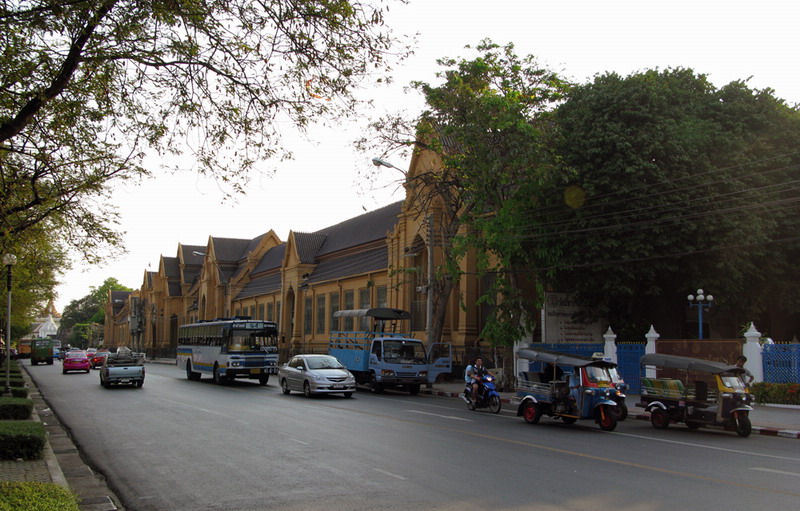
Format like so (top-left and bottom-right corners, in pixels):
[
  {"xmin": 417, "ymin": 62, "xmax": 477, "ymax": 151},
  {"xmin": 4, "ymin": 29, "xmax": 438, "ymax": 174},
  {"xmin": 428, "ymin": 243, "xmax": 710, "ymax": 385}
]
[{"xmin": 53, "ymin": 0, "xmax": 800, "ymax": 312}]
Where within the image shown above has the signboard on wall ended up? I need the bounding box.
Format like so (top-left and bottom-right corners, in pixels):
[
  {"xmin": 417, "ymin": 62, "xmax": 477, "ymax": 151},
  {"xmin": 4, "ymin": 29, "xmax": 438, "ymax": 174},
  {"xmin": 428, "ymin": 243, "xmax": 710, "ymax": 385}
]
[{"xmin": 542, "ymin": 292, "xmax": 605, "ymax": 343}]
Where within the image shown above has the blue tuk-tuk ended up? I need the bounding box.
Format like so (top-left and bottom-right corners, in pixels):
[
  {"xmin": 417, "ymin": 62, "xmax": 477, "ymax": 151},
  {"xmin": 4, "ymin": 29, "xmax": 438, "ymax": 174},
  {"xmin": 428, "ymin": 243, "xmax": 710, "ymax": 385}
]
[{"xmin": 512, "ymin": 348, "xmax": 621, "ymax": 431}]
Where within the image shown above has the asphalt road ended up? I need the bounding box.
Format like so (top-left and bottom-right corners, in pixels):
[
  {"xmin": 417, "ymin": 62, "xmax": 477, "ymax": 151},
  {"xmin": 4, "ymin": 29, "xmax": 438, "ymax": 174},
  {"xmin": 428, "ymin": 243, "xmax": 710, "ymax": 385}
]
[{"xmin": 27, "ymin": 362, "xmax": 800, "ymax": 511}]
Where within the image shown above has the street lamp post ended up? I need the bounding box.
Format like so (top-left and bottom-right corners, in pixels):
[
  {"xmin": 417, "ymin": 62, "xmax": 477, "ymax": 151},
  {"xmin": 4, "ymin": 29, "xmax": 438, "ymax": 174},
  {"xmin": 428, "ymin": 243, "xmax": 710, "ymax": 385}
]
[
  {"xmin": 687, "ymin": 289, "xmax": 714, "ymax": 340},
  {"xmin": 3, "ymin": 254, "xmax": 17, "ymax": 396}
]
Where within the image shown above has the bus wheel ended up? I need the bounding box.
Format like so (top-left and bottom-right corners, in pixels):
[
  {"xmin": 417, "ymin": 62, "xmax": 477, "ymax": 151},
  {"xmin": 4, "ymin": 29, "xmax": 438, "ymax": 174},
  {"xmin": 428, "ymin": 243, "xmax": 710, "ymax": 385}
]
[
  {"xmin": 259, "ymin": 375, "xmax": 269, "ymax": 386},
  {"xmin": 213, "ymin": 364, "xmax": 223, "ymax": 385},
  {"xmin": 186, "ymin": 361, "xmax": 200, "ymax": 381}
]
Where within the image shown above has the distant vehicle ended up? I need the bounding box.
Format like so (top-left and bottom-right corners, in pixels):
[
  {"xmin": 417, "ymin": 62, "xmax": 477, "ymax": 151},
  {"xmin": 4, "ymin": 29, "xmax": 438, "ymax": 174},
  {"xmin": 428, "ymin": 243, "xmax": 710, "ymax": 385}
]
[
  {"xmin": 177, "ymin": 318, "xmax": 279, "ymax": 385},
  {"xmin": 86, "ymin": 348, "xmax": 98, "ymax": 359},
  {"xmin": 63, "ymin": 351, "xmax": 91, "ymax": 374},
  {"xmin": 91, "ymin": 350, "xmax": 111, "ymax": 369},
  {"xmin": 100, "ymin": 348, "xmax": 145, "ymax": 388},
  {"xmin": 279, "ymin": 354, "xmax": 356, "ymax": 398},
  {"xmin": 30, "ymin": 338, "xmax": 55, "ymax": 365},
  {"xmin": 636, "ymin": 353, "xmax": 754, "ymax": 437},
  {"xmin": 329, "ymin": 308, "xmax": 452, "ymax": 395},
  {"xmin": 16, "ymin": 339, "xmax": 32, "ymax": 359}
]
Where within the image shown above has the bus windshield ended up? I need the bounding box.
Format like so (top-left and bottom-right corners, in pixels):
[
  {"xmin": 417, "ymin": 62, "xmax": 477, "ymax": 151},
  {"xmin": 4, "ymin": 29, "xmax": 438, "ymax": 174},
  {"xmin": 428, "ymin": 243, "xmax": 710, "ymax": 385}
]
[
  {"xmin": 228, "ymin": 329, "xmax": 277, "ymax": 353},
  {"xmin": 383, "ymin": 340, "xmax": 427, "ymax": 364}
]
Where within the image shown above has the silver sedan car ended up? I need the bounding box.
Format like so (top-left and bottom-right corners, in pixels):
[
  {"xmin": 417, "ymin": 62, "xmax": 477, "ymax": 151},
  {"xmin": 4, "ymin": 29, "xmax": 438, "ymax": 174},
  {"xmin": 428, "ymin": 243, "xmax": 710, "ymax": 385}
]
[{"xmin": 279, "ymin": 354, "xmax": 356, "ymax": 398}]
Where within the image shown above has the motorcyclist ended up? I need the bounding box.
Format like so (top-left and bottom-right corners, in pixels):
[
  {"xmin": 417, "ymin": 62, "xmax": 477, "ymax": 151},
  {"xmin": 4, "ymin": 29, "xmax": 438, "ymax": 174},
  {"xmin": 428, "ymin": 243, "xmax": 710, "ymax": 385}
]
[{"xmin": 467, "ymin": 357, "xmax": 493, "ymax": 405}]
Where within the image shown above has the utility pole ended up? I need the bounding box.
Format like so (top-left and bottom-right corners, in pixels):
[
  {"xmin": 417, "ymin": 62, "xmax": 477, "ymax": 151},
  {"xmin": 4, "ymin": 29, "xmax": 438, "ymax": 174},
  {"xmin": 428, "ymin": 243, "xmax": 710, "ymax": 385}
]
[{"xmin": 426, "ymin": 213, "xmax": 434, "ymax": 346}]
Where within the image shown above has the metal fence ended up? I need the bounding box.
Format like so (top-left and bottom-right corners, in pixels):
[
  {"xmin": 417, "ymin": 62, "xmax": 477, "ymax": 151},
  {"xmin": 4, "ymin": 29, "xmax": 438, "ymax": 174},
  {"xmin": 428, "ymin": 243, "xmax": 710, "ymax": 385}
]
[{"xmin": 763, "ymin": 343, "xmax": 800, "ymax": 384}]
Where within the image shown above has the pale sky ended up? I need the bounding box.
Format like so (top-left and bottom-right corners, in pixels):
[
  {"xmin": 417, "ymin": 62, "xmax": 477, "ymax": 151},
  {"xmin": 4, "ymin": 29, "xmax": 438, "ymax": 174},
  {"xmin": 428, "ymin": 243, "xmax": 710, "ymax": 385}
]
[{"xmin": 54, "ymin": 0, "xmax": 800, "ymax": 311}]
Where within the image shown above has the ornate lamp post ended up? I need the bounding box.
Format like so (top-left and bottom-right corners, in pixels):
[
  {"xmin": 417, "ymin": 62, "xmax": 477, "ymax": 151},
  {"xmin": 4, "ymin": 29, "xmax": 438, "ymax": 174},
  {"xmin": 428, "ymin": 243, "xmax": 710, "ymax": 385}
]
[
  {"xmin": 687, "ymin": 289, "xmax": 713, "ymax": 339},
  {"xmin": 3, "ymin": 254, "xmax": 17, "ymax": 396}
]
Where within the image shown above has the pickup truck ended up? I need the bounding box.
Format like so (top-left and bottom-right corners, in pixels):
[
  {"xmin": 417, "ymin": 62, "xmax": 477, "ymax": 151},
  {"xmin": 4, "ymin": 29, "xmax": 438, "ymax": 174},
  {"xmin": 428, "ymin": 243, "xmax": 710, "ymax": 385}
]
[{"xmin": 100, "ymin": 348, "xmax": 145, "ymax": 388}]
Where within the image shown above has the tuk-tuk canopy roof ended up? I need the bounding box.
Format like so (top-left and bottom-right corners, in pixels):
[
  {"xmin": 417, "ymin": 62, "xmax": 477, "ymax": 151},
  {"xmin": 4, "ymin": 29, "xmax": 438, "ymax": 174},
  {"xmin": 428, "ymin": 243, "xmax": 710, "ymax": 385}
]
[
  {"xmin": 517, "ymin": 348, "xmax": 616, "ymax": 368},
  {"xmin": 332, "ymin": 308, "xmax": 411, "ymax": 320},
  {"xmin": 639, "ymin": 353, "xmax": 744, "ymax": 374}
]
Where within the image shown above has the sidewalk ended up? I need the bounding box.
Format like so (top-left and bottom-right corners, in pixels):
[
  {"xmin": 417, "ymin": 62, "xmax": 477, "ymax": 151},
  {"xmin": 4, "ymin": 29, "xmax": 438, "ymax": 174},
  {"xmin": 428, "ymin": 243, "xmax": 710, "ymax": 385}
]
[
  {"xmin": 420, "ymin": 381, "xmax": 800, "ymax": 439},
  {"xmin": 1, "ymin": 366, "xmax": 123, "ymax": 511}
]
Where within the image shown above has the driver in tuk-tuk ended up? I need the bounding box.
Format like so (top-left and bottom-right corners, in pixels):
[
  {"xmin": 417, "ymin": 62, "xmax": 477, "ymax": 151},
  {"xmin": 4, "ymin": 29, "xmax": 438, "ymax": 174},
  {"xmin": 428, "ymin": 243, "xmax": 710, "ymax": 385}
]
[{"xmin": 735, "ymin": 356, "xmax": 755, "ymax": 387}]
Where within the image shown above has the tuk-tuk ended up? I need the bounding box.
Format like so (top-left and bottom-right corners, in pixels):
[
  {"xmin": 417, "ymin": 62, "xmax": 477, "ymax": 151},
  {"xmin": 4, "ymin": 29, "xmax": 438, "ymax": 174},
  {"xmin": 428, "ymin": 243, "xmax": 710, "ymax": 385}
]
[
  {"xmin": 591, "ymin": 352, "xmax": 629, "ymax": 421},
  {"xmin": 636, "ymin": 353, "xmax": 754, "ymax": 437},
  {"xmin": 512, "ymin": 348, "xmax": 622, "ymax": 431}
]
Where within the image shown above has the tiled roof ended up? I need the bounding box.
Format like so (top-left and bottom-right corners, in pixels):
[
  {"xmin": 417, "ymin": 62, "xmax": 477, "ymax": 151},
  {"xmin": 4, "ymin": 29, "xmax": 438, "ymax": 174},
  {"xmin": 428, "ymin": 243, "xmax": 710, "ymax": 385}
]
[
  {"xmin": 253, "ymin": 244, "xmax": 286, "ymax": 274},
  {"xmin": 211, "ymin": 237, "xmax": 251, "ymax": 261},
  {"xmin": 237, "ymin": 273, "xmax": 282, "ymax": 299},
  {"xmin": 307, "ymin": 246, "xmax": 387, "ymax": 283},
  {"xmin": 293, "ymin": 233, "xmax": 327, "ymax": 264},
  {"xmin": 168, "ymin": 282, "xmax": 182, "ymax": 297},
  {"xmin": 311, "ymin": 201, "xmax": 402, "ymax": 257},
  {"xmin": 181, "ymin": 245, "xmax": 206, "ymax": 264},
  {"xmin": 163, "ymin": 257, "xmax": 180, "ymax": 278}
]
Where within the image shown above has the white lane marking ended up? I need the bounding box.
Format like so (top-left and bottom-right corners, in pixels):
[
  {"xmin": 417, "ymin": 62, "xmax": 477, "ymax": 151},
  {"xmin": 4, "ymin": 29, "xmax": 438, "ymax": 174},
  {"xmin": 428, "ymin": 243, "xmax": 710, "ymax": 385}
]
[
  {"xmin": 611, "ymin": 431, "xmax": 800, "ymax": 462},
  {"xmin": 751, "ymin": 467, "xmax": 800, "ymax": 477},
  {"xmin": 373, "ymin": 468, "xmax": 407, "ymax": 480},
  {"xmin": 288, "ymin": 438, "xmax": 310, "ymax": 445},
  {"xmin": 405, "ymin": 410, "xmax": 473, "ymax": 422},
  {"xmin": 236, "ymin": 419, "xmax": 249, "ymax": 425}
]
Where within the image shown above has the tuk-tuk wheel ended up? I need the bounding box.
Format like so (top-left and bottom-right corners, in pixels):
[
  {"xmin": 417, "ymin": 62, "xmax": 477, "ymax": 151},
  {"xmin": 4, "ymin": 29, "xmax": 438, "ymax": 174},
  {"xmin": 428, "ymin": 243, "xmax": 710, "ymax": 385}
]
[
  {"xmin": 613, "ymin": 403, "xmax": 628, "ymax": 421},
  {"xmin": 734, "ymin": 415, "xmax": 752, "ymax": 437},
  {"xmin": 522, "ymin": 402, "xmax": 540, "ymax": 424},
  {"xmin": 597, "ymin": 405, "xmax": 618, "ymax": 431},
  {"xmin": 650, "ymin": 407, "xmax": 670, "ymax": 429}
]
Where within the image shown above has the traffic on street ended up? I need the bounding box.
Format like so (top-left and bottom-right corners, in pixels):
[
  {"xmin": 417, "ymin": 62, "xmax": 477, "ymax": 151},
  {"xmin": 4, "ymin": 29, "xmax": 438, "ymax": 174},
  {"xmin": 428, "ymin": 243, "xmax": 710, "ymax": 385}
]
[{"xmin": 26, "ymin": 361, "xmax": 800, "ymax": 511}]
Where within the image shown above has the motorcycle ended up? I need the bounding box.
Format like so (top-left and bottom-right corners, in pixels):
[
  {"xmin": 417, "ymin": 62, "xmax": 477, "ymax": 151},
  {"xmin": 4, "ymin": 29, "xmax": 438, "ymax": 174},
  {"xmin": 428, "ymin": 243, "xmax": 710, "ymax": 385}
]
[{"xmin": 462, "ymin": 374, "xmax": 502, "ymax": 414}]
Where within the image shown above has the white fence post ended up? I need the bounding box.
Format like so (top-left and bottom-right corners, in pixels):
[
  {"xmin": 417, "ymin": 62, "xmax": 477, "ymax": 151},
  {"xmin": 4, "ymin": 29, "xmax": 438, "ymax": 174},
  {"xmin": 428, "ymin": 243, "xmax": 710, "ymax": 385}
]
[
  {"xmin": 645, "ymin": 325, "xmax": 659, "ymax": 378},
  {"xmin": 743, "ymin": 323, "xmax": 764, "ymax": 383},
  {"xmin": 603, "ymin": 327, "xmax": 617, "ymax": 363}
]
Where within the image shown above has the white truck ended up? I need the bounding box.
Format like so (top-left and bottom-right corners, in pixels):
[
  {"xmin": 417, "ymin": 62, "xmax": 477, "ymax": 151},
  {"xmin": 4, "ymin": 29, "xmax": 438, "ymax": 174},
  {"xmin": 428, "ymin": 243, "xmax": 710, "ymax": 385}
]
[{"xmin": 100, "ymin": 348, "xmax": 145, "ymax": 388}]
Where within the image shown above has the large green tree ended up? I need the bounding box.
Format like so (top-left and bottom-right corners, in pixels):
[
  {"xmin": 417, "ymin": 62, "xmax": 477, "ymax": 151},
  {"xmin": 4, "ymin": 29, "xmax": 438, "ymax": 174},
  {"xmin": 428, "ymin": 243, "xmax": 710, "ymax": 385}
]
[
  {"xmin": 361, "ymin": 41, "xmax": 569, "ymax": 352},
  {"xmin": 1, "ymin": 0, "xmax": 410, "ymax": 259},
  {"xmin": 59, "ymin": 277, "xmax": 132, "ymax": 345},
  {"xmin": 525, "ymin": 69, "xmax": 800, "ymax": 338}
]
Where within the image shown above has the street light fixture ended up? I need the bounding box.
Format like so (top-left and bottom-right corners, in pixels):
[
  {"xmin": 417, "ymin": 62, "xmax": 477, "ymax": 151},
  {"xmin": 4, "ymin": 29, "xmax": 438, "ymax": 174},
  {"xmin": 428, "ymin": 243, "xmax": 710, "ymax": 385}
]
[
  {"xmin": 3, "ymin": 254, "xmax": 17, "ymax": 396},
  {"xmin": 371, "ymin": 157, "xmax": 403, "ymax": 171},
  {"xmin": 687, "ymin": 289, "xmax": 714, "ymax": 340}
]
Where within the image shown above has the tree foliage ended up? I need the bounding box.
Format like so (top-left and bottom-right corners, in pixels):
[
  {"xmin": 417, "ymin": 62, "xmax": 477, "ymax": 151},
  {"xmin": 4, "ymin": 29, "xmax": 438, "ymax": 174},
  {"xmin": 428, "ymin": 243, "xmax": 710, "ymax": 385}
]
[
  {"xmin": 1, "ymin": 0, "xmax": 410, "ymax": 259},
  {"xmin": 59, "ymin": 277, "xmax": 132, "ymax": 341},
  {"xmin": 525, "ymin": 69, "xmax": 800, "ymax": 338},
  {"xmin": 361, "ymin": 41, "xmax": 569, "ymax": 347}
]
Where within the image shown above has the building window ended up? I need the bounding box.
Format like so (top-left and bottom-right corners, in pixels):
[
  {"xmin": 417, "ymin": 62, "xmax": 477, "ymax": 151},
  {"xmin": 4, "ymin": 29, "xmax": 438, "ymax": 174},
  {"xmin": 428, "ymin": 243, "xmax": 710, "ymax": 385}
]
[
  {"xmin": 249, "ymin": 305, "xmax": 255, "ymax": 319},
  {"xmin": 316, "ymin": 295, "xmax": 326, "ymax": 334},
  {"xmin": 258, "ymin": 303, "xmax": 264, "ymax": 320},
  {"xmin": 330, "ymin": 292, "xmax": 340, "ymax": 332},
  {"xmin": 344, "ymin": 290, "xmax": 354, "ymax": 331},
  {"xmin": 359, "ymin": 288, "xmax": 371, "ymax": 330},
  {"xmin": 276, "ymin": 302, "xmax": 281, "ymax": 327},
  {"xmin": 304, "ymin": 297, "xmax": 313, "ymax": 335},
  {"xmin": 377, "ymin": 285, "xmax": 388, "ymax": 308}
]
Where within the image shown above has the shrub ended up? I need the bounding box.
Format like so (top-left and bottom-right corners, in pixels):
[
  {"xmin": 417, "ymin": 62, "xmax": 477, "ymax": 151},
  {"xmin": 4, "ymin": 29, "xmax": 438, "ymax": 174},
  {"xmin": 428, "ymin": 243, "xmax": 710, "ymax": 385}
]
[
  {"xmin": 0, "ymin": 398, "xmax": 32, "ymax": 420},
  {"xmin": 0, "ymin": 481, "xmax": 80, "ymax": 511},
  {"xmin": 0, "ymin": 421, "xmax": 45, "ymax": 460},
  {"xmin": 751, "ymin": 382, "xmax": 800, "ymax": 406},
  {"xmin": 10, "ymin": 387, "xmax": 28, "ymax": 399},
  {"xmin": 6, "ymin": 379, "xmax": 25, "ymax": 388}
]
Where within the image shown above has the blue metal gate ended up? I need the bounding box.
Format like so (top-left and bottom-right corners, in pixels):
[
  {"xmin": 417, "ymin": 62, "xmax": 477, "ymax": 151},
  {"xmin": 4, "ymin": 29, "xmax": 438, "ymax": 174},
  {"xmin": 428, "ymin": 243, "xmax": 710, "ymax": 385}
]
[
  {"xmin": 763, "ymin": 344, "xmax": 800, "ymax": 383},
  {"xmin": 616, "ymin": 343, "xmax": 645, "ymax": 394}
]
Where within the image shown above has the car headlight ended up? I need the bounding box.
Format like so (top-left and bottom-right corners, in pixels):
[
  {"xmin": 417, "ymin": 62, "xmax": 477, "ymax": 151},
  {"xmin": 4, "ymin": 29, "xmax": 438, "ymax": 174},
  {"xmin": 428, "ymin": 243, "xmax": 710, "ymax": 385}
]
[
  {"xmin": 312, "ymin": 374, "xmax": 324, "ymax": 382},
  {"xmin": 381, "ymin": 369, "xmax": 395, "ymax": 377},
  {"xmin": 419, "ymin": 371, "xmax": 428, "ymax": 378},
  {"xmin": 229, "ymin": 361, "xmax": 242, "ymax": 368}
]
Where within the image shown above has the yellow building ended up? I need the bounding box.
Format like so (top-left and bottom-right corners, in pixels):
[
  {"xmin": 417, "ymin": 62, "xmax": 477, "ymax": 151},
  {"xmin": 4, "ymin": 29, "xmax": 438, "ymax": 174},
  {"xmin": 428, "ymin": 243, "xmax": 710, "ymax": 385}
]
[{"xmin": 104, "ymin": 153, "xmax": 496, "ymax": 364}]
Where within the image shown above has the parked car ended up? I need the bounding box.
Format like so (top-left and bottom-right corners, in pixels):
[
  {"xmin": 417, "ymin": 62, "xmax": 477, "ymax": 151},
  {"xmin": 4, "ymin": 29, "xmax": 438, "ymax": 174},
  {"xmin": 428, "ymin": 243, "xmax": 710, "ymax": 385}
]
[
  {"xmin": 91, "ymin": 350, "xmax": 111, "ymax": 369},
  {"xmin": 279, "ymin": 354, "xmax": 356, "ymax": 398},
  {"xmin": 63, "ymin": 351, "xmax": 91, "ymax": 374}
]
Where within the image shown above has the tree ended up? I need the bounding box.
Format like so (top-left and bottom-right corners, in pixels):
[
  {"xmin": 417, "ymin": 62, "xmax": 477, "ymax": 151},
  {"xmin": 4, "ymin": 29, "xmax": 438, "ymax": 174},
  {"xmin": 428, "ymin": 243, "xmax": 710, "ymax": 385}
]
[
  {"xmin": 525, "ymin": 69, "xmax": 800, "ymax": 338},
  {"xmin": 59, "ymin": 277, "xmax": 132, "ymax": 343},
  {"xmin": 361, "ymin": 41, "xmax": 569, "ymax": 353},
  {"xmin": 1, "ymin": 0, "xmax": 411, "ymax": 259}
]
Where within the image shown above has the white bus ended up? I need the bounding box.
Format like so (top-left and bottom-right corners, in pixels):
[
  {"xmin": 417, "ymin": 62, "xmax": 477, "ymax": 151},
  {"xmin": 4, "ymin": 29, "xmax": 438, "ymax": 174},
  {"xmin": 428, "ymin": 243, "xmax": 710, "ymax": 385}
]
[{"xmin": 177, "ymin": 318, "xmax": 279, "ymax": 385}]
